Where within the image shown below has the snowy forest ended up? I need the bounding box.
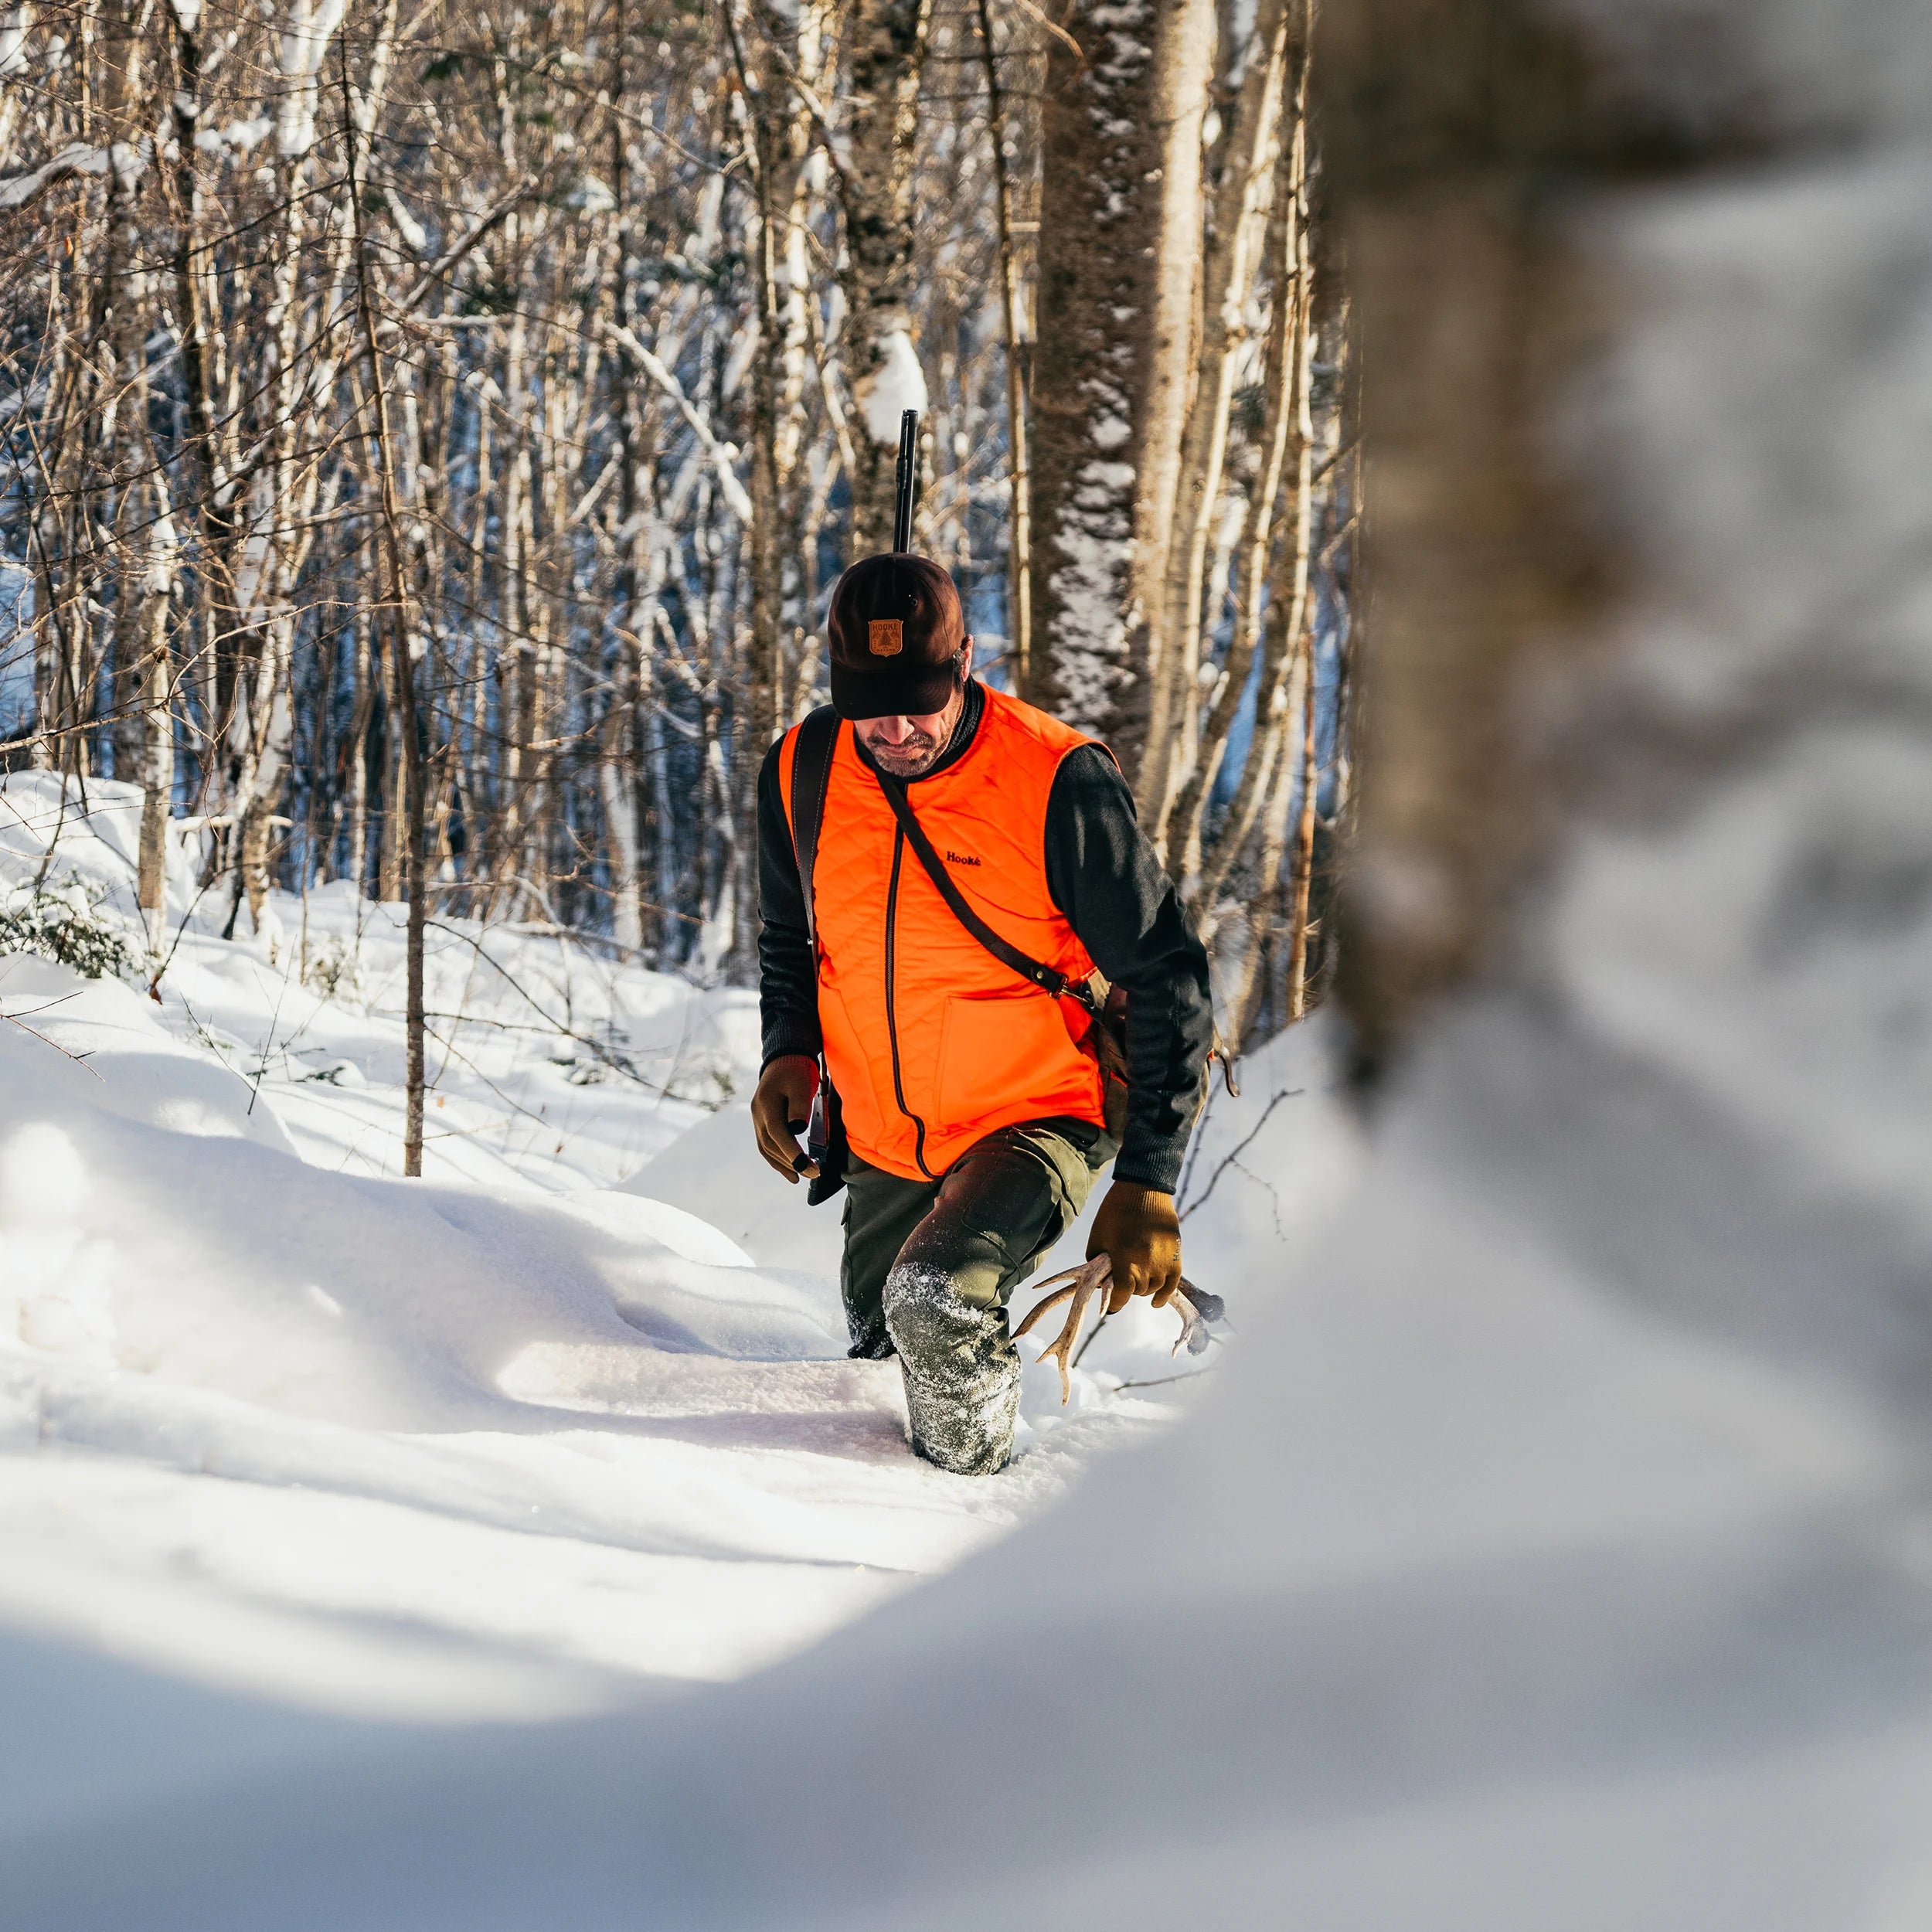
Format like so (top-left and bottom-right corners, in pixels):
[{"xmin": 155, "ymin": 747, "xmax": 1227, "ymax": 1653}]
[{"xmin": 0, "ymin": 0, "xmax": 1349, "ymax": 1039}]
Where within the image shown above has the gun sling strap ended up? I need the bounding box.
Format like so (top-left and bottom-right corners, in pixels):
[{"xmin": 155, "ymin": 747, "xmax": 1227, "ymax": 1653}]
[
  {"xmin": 872, "ymin": 770, "xmax": 1104, "ymax": 1017},
  {"xmin": 788, "ymin": 704, "xmax": 839, "ymax": 951}
]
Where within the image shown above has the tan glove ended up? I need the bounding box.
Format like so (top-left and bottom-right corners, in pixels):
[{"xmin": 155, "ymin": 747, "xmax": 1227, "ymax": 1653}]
[
  {"xmin": 751, "ymin": 1054, "xmax": 821, "ymax": 1183},
  {"xmin": 1087, "ymin": 1180, "xmax": 1183, "ymax": 1311}
]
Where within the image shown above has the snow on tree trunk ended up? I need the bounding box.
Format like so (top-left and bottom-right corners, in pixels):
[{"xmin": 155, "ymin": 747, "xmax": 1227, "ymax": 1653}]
[
  {"xmin": 736, "ymin": 0, "xmax": 831, "ymax": 917},
  {"xmin": 1031, "ymin": 0, "xmax": 1217, "ymax": 766},
  {"xmin": 839, "ymin": 0, "xmax": 934, "ymax": 558}
]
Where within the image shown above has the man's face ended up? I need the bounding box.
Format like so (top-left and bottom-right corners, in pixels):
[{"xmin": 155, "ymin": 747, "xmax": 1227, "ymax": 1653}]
[{"xmin": 852, "ymin": 643, "xmax": 972, "ymax": 777}]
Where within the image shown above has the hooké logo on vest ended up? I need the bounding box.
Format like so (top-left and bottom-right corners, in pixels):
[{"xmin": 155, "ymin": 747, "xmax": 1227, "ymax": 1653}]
[{"xmin": 944, "ymin": 849, "xmax": 981, "ymax": 868}]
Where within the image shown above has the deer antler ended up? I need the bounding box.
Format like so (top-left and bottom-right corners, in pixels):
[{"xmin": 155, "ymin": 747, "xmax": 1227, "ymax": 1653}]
[
  {"xmin": 1012, "ymin": 1253, "xmax": 1112, "ymax": 1403},
  {"xmin": 1013, "ymin": 1265, "xmax": 1230, "ymax": 1403}
]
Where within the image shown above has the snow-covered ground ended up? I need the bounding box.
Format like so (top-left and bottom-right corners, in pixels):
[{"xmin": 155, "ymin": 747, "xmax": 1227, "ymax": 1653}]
[{"xmin": 0, "ymin": 768, "xmax": 1352, "ymax": 1728}]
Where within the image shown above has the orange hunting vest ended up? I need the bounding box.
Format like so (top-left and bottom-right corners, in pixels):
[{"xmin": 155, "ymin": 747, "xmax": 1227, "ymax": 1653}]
[{"xmin": 777, "ymin": 685, "xmax": 1109, "ymax": 1181}]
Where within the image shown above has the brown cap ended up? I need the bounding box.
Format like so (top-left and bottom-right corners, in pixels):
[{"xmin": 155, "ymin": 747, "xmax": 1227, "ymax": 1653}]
[{"xmin": 826, "ymin": 554, "xmax": 967, "ymax": 719}]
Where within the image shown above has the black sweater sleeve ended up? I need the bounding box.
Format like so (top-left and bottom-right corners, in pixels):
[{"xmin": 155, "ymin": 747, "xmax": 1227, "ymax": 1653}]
[
  {"xmin": 1044, "ymin": 746, "xmax": 1213, "ymax": 1192},
  {"xmin": 756, "ymin": 738, "xmax": 823, "ymax": 1069}
]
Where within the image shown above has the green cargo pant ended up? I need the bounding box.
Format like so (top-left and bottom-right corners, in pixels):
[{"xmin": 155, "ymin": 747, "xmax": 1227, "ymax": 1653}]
[{"xmin": 841, "ymin": 1117, "xmax": 1117, "ymax": 1476}]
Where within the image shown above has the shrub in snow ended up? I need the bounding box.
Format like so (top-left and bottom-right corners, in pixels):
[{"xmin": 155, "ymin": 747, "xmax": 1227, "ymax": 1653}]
[
  {"xmin": 302, "ymin": 935, "xmax": 366, "ymax": 1006},
  {"xmin": 548, "ymin": 1022, "xmax": 738, "ymax": 1105},
  {"xmin": 301, "ymin": 1056, "xmax": 368, "ymax": 1087},
  {"xmin": 664, "ymin": 1048, "xmax": 736, "ymax": 1108},
  {"xmin": 0, "ymin": 879, "xmax": 138, "ymax": 981}
]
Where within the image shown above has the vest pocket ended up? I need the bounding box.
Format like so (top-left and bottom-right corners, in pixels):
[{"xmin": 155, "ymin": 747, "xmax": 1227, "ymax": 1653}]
[
  {"xmin": 936, "ymin": 986, "xmax": 1087, "ymax": 1134},
  {"xmin": 818, "ymin": 979, "xmax": 888, "ymax": 1153}
]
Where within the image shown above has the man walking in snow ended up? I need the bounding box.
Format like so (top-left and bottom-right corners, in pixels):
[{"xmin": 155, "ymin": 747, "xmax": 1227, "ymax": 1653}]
[{"xmin": 752, "ymin": 553, "xmax": 1212, "ymax": 1475}]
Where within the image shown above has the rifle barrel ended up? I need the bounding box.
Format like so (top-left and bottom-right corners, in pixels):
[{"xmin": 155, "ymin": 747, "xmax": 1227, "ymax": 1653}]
[{"xmin": 892, "ymin": 409, "xmax": 919, "ymax": 553}]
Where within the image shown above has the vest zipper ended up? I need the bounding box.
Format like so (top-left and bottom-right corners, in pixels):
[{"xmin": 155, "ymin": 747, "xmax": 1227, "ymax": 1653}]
[{"xmin": 883, "ymin": 825, "xmax": 934, "ymax": 1178}]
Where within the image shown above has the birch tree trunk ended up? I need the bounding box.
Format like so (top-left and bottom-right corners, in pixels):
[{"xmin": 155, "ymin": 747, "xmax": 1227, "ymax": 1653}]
[
  {"xmin": 839, "ymin": 0, "xmax": 934, "ymax": 555},
  {"xmin": 349, "ymin": 48, "xmax": 427, "ymax": 1175},
  {"xmin": 1143, "ymin": 0, "xmax": 1296, "ymax": 842},
  {"xmin": 99, "ymin": 0, "xmax": 150, "ymax": 790},
  {"xmin": 973, "ymin": 0, "xmax": 1032, "ymax": 693},
  {"xmin": 134, "ymin": 500, "xmax": 179, "ymax": 954},
  {"xmin": 1282, "ymin": 612, "xmax": 1321, "ymax": 1020},
  {"xmin": 1192, "ymin": 160, "xmax": 1316, "ymax": 919},
  {"xmin": 598, "ymin": 696, "xmax": 644, "ymax": 953},
  {"xmin": 160, "ymin": 0, "xmax": 236, "ymax": 832},
  {"xmin": 1031, "ymin": 0, "xmax": 1216, "ymax": 764},
  {"xmin": 1166, "ymin": 80, "xmax": 1308, "ymax": 887},
  {"xmin": 598, "ymin": 5, "xmax": 647, "ymax": 954},
  {"xmin": 345, "ymin": 585, "xmax": 373, "ymax": 894},
  {"xmin": 734, "ymin": 0, "xmax": 828, "ymax": 771}
]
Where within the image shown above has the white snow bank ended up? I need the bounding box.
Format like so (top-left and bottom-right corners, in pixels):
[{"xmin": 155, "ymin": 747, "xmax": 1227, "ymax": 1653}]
[
  {"xmin": 6, "ymin": 989, "xmax": 1923, "ymax": 1930},
  {"xmin": 0, "ymin": 981, "xmax": 834, "ymax": 1430},
  {"xmin": 621, "ymin": 1098, "xmax": 846, "ymax": 1274},
  {"xmin": 0, "ymin": 769, "xmax": 761, "ymax": 1195},
  {"xmin": 0, "ymin": 952, "xmax": 298, "ymax": 1151},
  {"xmin": 0, "ymin": 978, "xmax": 1091, "ymax": 1712}
]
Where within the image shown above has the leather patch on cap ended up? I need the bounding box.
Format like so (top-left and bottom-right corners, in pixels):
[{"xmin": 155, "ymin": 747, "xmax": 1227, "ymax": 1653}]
[{"xmin": 868, "ymin": 618, "xmax": 903, "ymax": 658}]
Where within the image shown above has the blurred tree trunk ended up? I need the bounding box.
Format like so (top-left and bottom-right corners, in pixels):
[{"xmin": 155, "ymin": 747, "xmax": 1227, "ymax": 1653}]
[{"xmin": 1321, "ymin": 3, "xmax": 1607, "ymax": 1074}]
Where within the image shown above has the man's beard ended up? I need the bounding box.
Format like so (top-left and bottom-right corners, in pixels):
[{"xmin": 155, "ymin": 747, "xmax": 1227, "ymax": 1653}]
[{"xmin": 866, "ymin": 731, "xmax": 945, "ymax": 777}]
